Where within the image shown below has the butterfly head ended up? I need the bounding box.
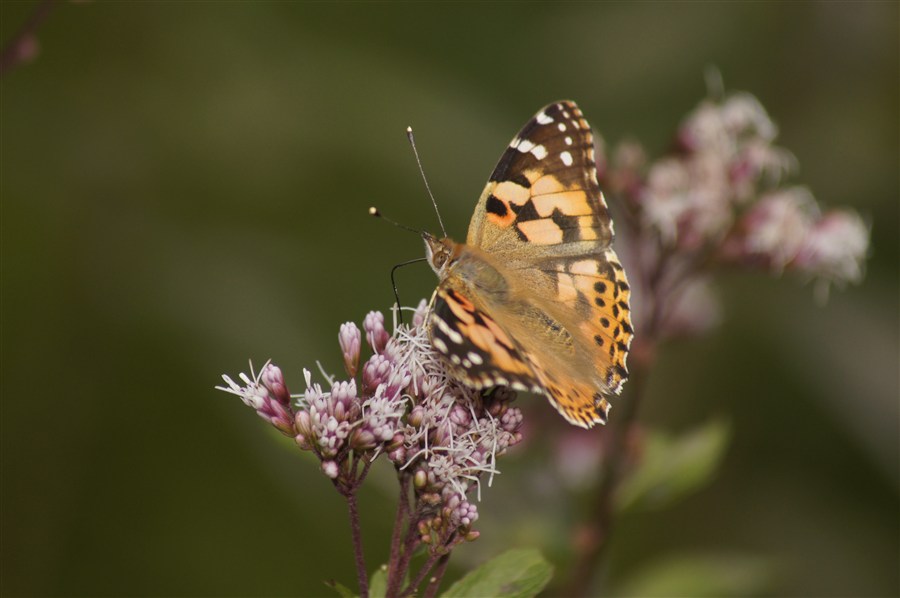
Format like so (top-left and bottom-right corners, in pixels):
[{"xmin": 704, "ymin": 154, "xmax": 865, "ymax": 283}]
[{"xmin": 423, "ymin": 232, "xmax": 458, "ymax": 277}]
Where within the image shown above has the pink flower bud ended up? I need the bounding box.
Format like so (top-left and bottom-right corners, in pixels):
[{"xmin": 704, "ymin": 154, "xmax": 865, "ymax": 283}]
[
  {"xmin": 338, "ymin": 322, "xmax": 361, "ymax": 377},
  {"xmin": 388, "ymin": 446, "xmax": 406, "ymax": 464},
  {"xmin": 260, "ymin": 364, "xmax": 291, "ymax": 407},
  {"xmin": 321, "ymin": 460, "xmax": 339, "ymax": 479},
  {"xmin": 350, "ymin": 428, "xmax": 377, "ymax": 451},
  {"xmin": 295, "ymin": 410, "xmax": 313, "ymax": 439},
  {"xmin": 363, "ymin": 311, "xmax": 390, "ymax": 354},
  {"xmin": 362, "ymin": 354, "xmax": 391, "ymax": 395}
]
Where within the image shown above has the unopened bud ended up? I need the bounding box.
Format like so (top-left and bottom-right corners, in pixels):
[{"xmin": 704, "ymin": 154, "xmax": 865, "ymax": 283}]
[
  {"xmin": 363, "ymin": 311, "xmax": 390, "ymax": 354},
  {"xmin": 321, "ymin": 460, "xmax": 339, "ymax": 479},
  {"xmin": 338, "ymin": 322, "xmax": 362, "ymax": 377}
]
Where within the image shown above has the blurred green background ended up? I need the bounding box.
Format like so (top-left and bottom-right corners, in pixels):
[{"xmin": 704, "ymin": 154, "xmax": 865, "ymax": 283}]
[{"xmin": 2, "ymin": 2, "xmax": 897, "ymax": 596}]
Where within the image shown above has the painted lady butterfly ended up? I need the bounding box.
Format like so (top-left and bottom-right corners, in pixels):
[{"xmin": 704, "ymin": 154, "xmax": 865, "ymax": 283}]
[{"xmin": 424, "ymin": 101, "xmax": 633, "ymax": 428}]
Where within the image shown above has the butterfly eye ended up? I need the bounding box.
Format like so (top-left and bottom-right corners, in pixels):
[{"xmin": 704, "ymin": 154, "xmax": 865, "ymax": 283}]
[{"xmin": 431, "ymin": 251, "xmax": 448, "ymax": 270}]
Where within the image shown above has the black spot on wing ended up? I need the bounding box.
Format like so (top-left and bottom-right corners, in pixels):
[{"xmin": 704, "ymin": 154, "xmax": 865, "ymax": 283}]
[{"xmin": 485, "ymin": 194, "xmax": 508, "ymax": 217}]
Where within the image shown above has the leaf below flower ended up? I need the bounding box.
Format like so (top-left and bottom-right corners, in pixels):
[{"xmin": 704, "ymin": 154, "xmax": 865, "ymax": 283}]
[{"xmin": 440, "ymin": 548, "xmax": 553, "ymax": 598}]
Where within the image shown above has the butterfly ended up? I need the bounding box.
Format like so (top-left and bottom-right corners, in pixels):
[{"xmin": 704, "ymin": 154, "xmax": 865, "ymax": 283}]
[{"xmin": 423, "ymin": 101, "xmax": 633, "ymax": 428}]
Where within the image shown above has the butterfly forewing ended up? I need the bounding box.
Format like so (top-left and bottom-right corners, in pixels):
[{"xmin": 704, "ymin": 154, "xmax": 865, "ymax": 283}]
[
  {"xmin": 430, "ymin": 285, "xmax": 542, "ymax": 393},
  {"xmin": 467, "ymin": 101, "xmax": 613, "ymax": 253}
]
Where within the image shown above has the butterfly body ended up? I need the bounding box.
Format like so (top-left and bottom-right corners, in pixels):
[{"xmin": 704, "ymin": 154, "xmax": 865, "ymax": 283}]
[{"xmin": 424, "ymin": 101, "xmax": 633, "ymax": 428}]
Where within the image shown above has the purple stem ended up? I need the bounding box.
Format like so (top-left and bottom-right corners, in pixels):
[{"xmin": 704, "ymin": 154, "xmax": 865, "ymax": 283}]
[
  {"xmin": 345, "ymin": 490, "xmax": 369, "ymax": 598},
  {"xmin": 400, "ymin": 547, "xmax": 445, "ymax": 597},
  {"xmin": 385, "ymin": 475, "xmax": 411, "ymax": 597},
  {"xmin": 391, "ymin": 502, "xmax": 425, "ymax": 594},
  {"xmin": 422, "ymin": 553, "xmax": 451, "ymax": 598}
]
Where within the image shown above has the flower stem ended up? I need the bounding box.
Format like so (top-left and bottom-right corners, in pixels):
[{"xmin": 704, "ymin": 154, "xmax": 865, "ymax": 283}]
[
  {"xmin": 386, "ymin": 475, "xmax": 411, "ymax": 597},
  {"xmin": 401, "ymin": 544, "xmax": 447, "ymax": 597},
  {"xmin": 422, "ymin": 553, "xmax": 451, "ymax": 598},
  {"xmin": 345, "ymin": 490, "xmax": 369, "ymax": 598},
  {"xmin": 391, "ymin": 502, "xmax": 424, "ymax": 595}
]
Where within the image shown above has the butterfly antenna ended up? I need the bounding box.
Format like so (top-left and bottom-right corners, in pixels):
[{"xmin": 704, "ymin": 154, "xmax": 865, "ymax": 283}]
[
  {"xmin": 406, "ymin": 126, "xmax": 447, "ymax": 237},
  {"xmin": 369, "ymin": 206, "xmax": 423, "ymax": 235}
]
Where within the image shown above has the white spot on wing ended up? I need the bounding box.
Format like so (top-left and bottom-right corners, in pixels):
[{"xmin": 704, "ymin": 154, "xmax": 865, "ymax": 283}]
[
  {"xmin": 517, "ymin": 139, "xmax": 535, "ymax": 153},
  {"xmin": 536, "ymin": 111, "xmax": 553, "ymax": 124},
  {"xmin": 435, "ymin": 315, "xmax": 464, "ymax": 344},
  {"xmin": 557, "ymin": 122, "xmax": 567, "ymax": 132},
  {"xmin": 565, "ymin": 136, "xmax": 573, "ymax": 145},
  {"xmin": 432, "ymin": 337, "xmax": 448, "ymax": 353},
  {"xmin": 531, "ymin": 144, "xmax": 548, "ymax": 160},
  {"xmin": 560, "ymin": 151, "xmax": 573, "ymax": 166},
  {"xmin": 467, "ymin": 352, "xmax": 483, "ymax": 365}
]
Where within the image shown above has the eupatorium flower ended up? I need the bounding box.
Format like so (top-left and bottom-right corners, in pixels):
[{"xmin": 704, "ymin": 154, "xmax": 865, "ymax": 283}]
[
  {"xmin": 599, "ymin": 88, "xmax": 869, "ymax": 337},
  {"xmin": 217, "ymin": 303, "xmax": 525, "ymax": 541}
]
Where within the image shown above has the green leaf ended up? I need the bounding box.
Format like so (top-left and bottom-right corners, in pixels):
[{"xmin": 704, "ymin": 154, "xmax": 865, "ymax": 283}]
[
  {"xmin": 614, "ymin": 552, "xmax": 772, "ymax": 597},
  {"xmin": 323, "ymin": 579, "xmax": 357, "ymax": 598},
  {"xmin": 616, "ymin": 419, "xmax": 730, "ymax": 512},
  {"xmin": 441, "ymin": 548, "xmax": 553, "ymax": 598},
  {"xmin": 369, "ymin": 564, "xmax": 388, "ymax": 598}
]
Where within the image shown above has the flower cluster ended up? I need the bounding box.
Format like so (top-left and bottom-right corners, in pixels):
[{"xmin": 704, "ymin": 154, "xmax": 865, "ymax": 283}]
[
  {"xmin": 723, "ymin": 190, "xmax": 869, "ymax": 288},
  {"xmin": 598, "ymin": 89, "xmax": 870, "ymax": 335},
  {"xmin": 217, "ymin": 301, "xmax": 525, "ymax": 543},
  {"xmin": 603, "ymin": 92, "xmax": 868, "ymax": 282}
]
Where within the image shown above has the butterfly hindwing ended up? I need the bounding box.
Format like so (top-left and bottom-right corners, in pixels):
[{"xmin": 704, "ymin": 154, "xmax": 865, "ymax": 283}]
[{"xmin": 538, "ymin": 249, "xmax": 633, "ymax": 396}]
